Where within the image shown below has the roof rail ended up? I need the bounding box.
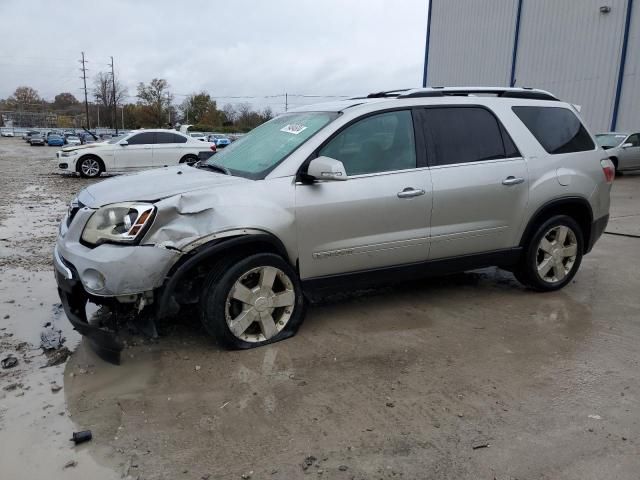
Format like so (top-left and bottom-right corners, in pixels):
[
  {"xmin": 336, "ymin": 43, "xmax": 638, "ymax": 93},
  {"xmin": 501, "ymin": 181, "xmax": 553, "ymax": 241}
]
[
  {"xmin": 357, "ymin": 88, "xmax": 412, "ymax": 99},
  {"xmin": 396, "ymin": 87, "xmax": 559, "ymax": 101}
]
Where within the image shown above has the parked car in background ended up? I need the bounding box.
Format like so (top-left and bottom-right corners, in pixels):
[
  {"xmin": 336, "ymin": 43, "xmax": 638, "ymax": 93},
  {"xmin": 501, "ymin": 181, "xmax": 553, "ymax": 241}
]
[
  {"xmin": 65, "ymin": 135, "xmax": 81, "ymax": 146},
  {"xmin": 47, "ymin": 134, "xmax": 65, "ymax": 147},
  {"xmin": 55, "ymin": 128, "xmax": 217, "ymax": 177},
  {"xmin": 24, "ymin": 130, "xmax": 41, "ymax": 142},
  {"xmin": 81, "ymin": 133, "xmax": 97, "ymax": 145},
  {"xmin": 208, "ymin": 133, "xmax": 231, "ymax": 148},
  {"xmin": 53, "ymin": 87, "xmax": 612, "ymax": 362},
  {"xmin": 596, "ymin": 132, "xmax": 640, "ymax": 173},
  {"xmin": 1, "ymin": 128, "xmax": 14, "ymax": 137},
  {"xmin": 29, "ymin": 134, "xmax": 46, "ymax": 146},
  {"xmin": 189, "ymin": 132, "xmax": 207, "ymax": 142}
]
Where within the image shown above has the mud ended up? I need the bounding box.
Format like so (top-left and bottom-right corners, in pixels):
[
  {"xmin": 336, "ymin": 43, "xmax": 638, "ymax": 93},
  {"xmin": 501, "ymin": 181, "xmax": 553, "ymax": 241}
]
[{"xmin": 1, "ymin": 136, "xmax": 640, "ymax": 479}]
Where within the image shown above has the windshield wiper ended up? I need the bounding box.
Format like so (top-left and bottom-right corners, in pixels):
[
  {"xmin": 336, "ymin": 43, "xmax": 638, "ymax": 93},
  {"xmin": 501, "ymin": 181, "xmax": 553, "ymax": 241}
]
[{"xmin": 195, "ymin": 161, "xmax": 230, "ymax": 175}]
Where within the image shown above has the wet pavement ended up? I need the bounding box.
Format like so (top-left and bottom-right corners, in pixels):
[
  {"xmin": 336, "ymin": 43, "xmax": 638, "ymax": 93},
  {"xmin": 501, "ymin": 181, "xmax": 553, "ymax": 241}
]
[{"xmin": 1, "ymin": 137, "xmax": 639, "ymax": 479}]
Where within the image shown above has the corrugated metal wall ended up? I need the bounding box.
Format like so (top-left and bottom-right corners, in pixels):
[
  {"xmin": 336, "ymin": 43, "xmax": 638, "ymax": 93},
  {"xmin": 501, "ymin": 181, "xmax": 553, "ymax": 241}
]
[
  {"xmin": 426, "ymin": 0, "xmax": 518, "ymax": 86},
  {"xmin": 616, "ymin": 2, "xmax": 640, "ymax": 130},
  {"xmin": 426, "ymin": 0, "xmax": 639, "ymax": 132},
  {"xmin": 514, "ymin": 0, "xmax": 627, "ymax": 131}
]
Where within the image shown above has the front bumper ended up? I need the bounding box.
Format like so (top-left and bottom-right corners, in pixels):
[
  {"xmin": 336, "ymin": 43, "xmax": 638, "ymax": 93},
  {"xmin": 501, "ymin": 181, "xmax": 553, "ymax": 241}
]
[
  {"xmin": 54, "ymin": 209, "xmax": 182, "ymax": 363},
  {"xmin": 54, "ymin": 248, "xmax": 124, "ymax": 363}
]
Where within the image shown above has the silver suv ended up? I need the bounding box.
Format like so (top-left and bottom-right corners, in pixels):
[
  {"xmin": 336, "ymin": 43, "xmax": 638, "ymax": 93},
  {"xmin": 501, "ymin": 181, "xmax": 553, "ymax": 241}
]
[{"xmin": 54, "ymin": 87, "xmax": 614, "ymax": 363}]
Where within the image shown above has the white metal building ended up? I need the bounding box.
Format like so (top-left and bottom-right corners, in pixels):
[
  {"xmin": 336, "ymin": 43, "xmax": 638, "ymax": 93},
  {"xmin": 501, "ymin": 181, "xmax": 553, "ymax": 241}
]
[{"xmin": 422, "ymin": 0, "xmax": 639, "ymax": 132}]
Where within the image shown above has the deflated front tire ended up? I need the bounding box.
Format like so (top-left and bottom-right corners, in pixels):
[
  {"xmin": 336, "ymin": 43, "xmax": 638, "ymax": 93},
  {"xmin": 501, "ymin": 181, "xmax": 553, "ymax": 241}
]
[{"xmin": 200, "ymin": 253, "xmax": 306, "ymax": 349}]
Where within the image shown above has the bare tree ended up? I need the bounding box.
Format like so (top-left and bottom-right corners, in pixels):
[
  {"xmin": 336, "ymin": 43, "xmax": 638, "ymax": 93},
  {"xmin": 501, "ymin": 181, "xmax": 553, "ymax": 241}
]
[
  {"xmin": 93, "ymin": 72, "xmax": 126, "ymax": 109},
  {"xmin": 7, "ymin": 86, "xmax": 41, "ymax": 109},
  {"xmin": 222, "ymin": 103, "xmax": 237, "ymax": 124}
]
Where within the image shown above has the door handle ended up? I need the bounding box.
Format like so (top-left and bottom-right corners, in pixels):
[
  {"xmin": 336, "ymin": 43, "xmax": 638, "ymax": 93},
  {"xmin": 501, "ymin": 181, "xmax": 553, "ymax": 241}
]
[
  {"xmin": 502, "ymin": 176, "xmax": 525, "ymax": 186},
  {"xmin": 397, "ymin": 188, "xmax": 426, "ymax": 198}
]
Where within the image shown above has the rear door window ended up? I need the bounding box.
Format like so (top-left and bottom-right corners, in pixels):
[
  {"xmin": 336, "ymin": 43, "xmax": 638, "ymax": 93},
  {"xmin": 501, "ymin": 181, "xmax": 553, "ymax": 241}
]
[
  {"xmin": 421, "ymin": 107, "xmax": 515, "ymax": 166},
  {"xmin": 512, "ymin": 106, "xmax": 594, "ymax": 154},
  {"xmin": 127, "ymin": 132, "xmax": 156, "ymax": 145}
]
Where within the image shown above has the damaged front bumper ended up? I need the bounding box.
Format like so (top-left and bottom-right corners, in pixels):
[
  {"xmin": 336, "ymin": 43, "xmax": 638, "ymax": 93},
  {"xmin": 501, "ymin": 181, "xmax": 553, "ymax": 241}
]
[{"xmin": 54, "ymin": 247, "xmax": 125, "ymax": 364}]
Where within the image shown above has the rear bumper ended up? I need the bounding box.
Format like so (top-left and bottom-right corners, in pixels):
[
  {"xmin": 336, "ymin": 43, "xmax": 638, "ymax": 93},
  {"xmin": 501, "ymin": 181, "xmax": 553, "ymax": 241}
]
[{"xmin": 586, "ymin": 214, "xmax": 609, "ymax": 253}]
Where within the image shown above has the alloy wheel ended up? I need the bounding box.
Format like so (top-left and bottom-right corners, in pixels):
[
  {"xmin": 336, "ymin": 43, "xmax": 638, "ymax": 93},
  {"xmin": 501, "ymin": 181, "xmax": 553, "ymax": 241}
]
[
  {"xmin": 536, "ymin": 225, "xmax": 578, "ymax": 283},
  {"xmin": 225, "ymin": 265, "xmax": 296, "ymax": 342},
  {"xmin": 81, "ymin": 158, "xmax": 100, "ymax": 177}
]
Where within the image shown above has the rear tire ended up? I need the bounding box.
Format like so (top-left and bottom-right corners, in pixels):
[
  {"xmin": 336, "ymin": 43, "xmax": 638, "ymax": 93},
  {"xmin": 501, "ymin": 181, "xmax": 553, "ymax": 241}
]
[
  {"xmin": 200, "ymin": 253, "xmax": 306, "ymax": 349},
  {"xmin": 514, "ymin": 215, "xmax": 584, "ymax": 291},
  {"xmin": 180, "ymin": 154, "xmax": 199, "ymax": 166}
]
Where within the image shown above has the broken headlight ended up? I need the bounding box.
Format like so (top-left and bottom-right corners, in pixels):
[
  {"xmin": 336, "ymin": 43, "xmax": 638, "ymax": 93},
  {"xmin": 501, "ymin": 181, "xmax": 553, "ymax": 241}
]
[{"xmin": 81, "ymin": 202, "xmax": 155, "ymax": 246}]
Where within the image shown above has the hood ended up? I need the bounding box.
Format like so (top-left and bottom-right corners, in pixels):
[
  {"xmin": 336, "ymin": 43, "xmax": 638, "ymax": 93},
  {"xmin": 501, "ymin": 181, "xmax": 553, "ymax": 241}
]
[
  {"xmin": 78, "ymin": 165, "xmax": 249, "ymax": 207},
  {"xmin": 61, "ymin": 143, "xmax": 107, "ymax": 152}
]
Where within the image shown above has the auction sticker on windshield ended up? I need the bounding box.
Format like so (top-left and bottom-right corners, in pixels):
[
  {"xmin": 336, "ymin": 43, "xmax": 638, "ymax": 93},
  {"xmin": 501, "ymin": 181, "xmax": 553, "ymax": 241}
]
[{"xmin": 280, "ymin": 124, "xmax": 308, "ymax": 135}]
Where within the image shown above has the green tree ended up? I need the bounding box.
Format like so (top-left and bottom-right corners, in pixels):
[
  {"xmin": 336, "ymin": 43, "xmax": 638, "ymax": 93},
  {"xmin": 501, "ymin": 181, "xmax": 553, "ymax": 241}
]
[
  {"xmin": 136, "ymin": 78, "xmax": 173, "ymax": 127},
  {"xmin": 181, "ymin": 92, "xmax": 220, "ymax": 125},
  {"xmin": 53, "ymin": 92, "xmax": 79, "ymax": 109}
]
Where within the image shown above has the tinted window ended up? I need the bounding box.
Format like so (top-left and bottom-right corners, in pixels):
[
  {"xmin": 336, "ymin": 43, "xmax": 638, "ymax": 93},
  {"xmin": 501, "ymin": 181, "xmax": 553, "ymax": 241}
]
[
  {"xmin": 424, "ymin": 107, "xmax": 508, "ymax": 165},
  {"xmin": 627, "ymin": 134, "xmax": 640, "ymax": 147},
  {"xmin": 156, "ymin": 132, "xmax": 187, "ymax": 144},
  {"xmin": 127, "ymin": 132, "xmax": 155, "ymax": 145},
  {"xmin": 512, "ymin": 106, "xmax": 594, "ymax": 154},
  {"xmin": 319, "ymin": 110, "xmax": 416, "ymax": 175}
]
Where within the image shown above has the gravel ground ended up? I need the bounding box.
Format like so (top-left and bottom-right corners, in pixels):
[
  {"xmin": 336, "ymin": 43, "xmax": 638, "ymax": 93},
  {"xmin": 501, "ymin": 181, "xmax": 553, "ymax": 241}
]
[{"xmin": 1, "ymin": 136, "xmax": 639, "ymax": 480}]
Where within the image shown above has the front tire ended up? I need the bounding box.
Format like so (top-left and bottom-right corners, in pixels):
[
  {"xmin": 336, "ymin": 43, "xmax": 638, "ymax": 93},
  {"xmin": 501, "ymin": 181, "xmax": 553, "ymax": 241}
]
[
  {"xmin": 78, "ymin": 156, "xmax": 103, "ymax": 178},
  {"xmin": 200, "ymin": 253, "xmax": 306, "ymax": 349},
  {"xmin": 515, "ymin": 215, "xmax": 584, "ymax": 291}
]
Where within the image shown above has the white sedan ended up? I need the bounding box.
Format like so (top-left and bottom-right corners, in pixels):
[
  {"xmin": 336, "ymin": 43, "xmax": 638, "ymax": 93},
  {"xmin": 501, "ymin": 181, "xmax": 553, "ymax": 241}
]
[{"xmin": 55, "ymin": 129, "xmax": 217, "ymax": 178}]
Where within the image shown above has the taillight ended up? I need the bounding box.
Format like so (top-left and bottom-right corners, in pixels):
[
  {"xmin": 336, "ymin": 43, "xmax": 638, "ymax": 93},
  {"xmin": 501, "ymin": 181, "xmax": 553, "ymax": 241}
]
[
  {"xmin": 210, "ymin": 144, "xmax": 217, "ymax": 152},
  {"xmin": 600, "ymin": 159, "xmax": 615, "ymax": 184}
]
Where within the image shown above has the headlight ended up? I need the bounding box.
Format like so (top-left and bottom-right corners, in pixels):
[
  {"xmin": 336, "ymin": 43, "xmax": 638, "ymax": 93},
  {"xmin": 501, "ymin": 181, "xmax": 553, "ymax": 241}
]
[
  {"xmin": 61, "ymin": 151, "xmax": 78, "ymax": 157},
  {"xmin": 81, "ymin": 203, "xmax": 156, "ymax": 246}
]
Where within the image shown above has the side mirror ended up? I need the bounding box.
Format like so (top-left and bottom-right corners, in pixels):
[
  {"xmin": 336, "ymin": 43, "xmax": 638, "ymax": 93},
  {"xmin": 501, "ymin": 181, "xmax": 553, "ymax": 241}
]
[
  {"xmin": 622, "ymin": 142, "xmax": 633, "ymax": 149},
  {"xmin": 307, "ymin": 156, "xmax": 348, "ymax": 181},
  {"xmin": 120, "ymin": 140, "xmax": 128, "ymax": 146}
]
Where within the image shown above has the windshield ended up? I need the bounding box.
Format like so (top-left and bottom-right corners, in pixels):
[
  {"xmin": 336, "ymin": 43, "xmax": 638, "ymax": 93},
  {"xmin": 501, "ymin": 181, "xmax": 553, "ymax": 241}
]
[
  {"xmin": 596, "ymin": 134, "xmax": 626, "ymax": 148},
  {"xmin": 207, "ymin": 112, "xmax": 338, "ymax": 179}
]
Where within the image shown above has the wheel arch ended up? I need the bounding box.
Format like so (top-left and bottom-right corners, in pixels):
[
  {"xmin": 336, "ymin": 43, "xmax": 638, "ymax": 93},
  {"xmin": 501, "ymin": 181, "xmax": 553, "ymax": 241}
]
[
  {"xmin": 520, "ymin": 196, "xmax": 593, "ymax": 252},
  {"xmin": 155, "ymin": 232, "xmax": 293, "ymax": 319},
  {"xmin": 179, "ymin": 153, "xmax": 198, "ymax": 164}
]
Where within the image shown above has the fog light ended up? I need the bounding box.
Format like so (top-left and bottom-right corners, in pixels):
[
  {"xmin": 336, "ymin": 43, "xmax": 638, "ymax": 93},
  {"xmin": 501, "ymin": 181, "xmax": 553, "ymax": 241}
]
[
  {"xmin": 83, "ymin": 268, "xmax": 106, "ymax": 291},
  {"xmin": 59, "ymin": 163, "xmax": 68, "ymax": 169}
]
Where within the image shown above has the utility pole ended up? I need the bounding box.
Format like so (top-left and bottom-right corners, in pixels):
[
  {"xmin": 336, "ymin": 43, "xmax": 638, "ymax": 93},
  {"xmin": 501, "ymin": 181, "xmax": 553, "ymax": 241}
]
[
  {"xmin": 285, "ymin": 92, "xmax": 288, "ymax": 112},
  {"xmin": 167, "ymin": 92, "xmax": 171, "ymax": 126},
  {"xmin": 109, "ymin": 56, "xmax": 118, "ymax": 135},
  {"xmin": 79, "ymin": 52, "xmax": 90, "ymax": 128},
  {"xmin": 121, "ymin": 106, "xmax": 124, "ymax": 130}
]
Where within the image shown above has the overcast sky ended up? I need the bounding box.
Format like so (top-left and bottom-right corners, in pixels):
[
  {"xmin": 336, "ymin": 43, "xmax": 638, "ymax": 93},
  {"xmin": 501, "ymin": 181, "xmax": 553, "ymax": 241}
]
[{"xmin": 0, "ymin": 0, "xmax": 428, "ymax": 113}]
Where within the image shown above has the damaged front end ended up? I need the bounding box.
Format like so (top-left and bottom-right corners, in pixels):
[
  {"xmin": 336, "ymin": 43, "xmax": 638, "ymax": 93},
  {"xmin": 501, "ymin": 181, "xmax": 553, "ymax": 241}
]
[
  {"xmin": 55, "ymin": 260, "xmax": 125, "ymax": 364},
  {"xmin": 54, "ymin": 246, "xmax": 161, "ymax": 364}
]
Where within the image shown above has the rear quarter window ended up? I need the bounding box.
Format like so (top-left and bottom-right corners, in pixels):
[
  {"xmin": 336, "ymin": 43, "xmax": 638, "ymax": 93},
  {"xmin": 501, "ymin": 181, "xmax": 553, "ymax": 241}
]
[{"xmin": 512, "ymin": 106, "xmax": 594, "ymax": 154}]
